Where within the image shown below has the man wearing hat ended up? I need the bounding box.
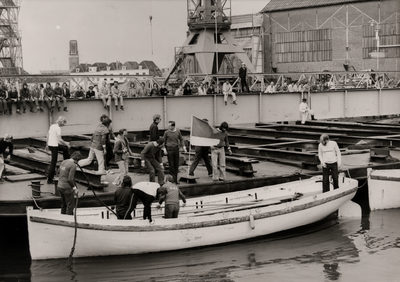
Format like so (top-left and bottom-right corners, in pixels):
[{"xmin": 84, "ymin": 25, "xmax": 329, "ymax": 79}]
[
  {"xmin": 239, "ymin": 62, "xmax": 248, "ymax": 93},
  {"xmin": 299, "ymin": 98, "xmax": 315, "ymax": 124},
  {"xmin": 86, "ymin": 85, "xmax": 96, "ymax": 99},
  {"xmin": 0, "ymin": 134, "xmax": 13, "ymax": 183}
]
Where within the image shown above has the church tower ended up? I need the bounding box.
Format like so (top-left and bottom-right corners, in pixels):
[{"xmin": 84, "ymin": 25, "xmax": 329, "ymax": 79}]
[
  {"xmin": 165, "ymin": 0, "xmax": 255, "ymax": 82},
  {"xmin": 69, "ymin": 40, "xmax": 79, "ymax": 72}
]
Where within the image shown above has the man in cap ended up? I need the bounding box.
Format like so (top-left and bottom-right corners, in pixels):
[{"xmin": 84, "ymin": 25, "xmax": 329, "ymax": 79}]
[
  {"xmin": 86, "ymin": 85, "xmax": 96, "ymax": 99},
  {"xmin": 0, "ymin": 134, "xmax": 13, "ymax": 183},
  {"xmin": 239, "ymin": 62, "xmax": 248, "ymax": 93}
]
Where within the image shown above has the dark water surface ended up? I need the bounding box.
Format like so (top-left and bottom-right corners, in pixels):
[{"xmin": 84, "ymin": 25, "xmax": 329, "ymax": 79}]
[{"xmin": 1, "ymin": 210, "xmax": 399, "ymax": 282}]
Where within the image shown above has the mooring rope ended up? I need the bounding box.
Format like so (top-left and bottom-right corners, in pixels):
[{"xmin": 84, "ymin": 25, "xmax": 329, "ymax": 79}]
[{"xmin": 66, "ymin": 186, "xmax": 79, "ymax": 267}]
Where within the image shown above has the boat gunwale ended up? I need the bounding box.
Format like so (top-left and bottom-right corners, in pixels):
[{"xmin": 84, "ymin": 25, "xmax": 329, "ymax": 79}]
[{"xmin": 28, "ymin": 185, "xmax": 358, "ymax": 232}]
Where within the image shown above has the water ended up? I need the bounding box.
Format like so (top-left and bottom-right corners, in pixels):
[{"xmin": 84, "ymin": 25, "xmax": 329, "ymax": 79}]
[{"xmin": 1, "ymin": 210, "xmax": 399, "ymax": 282}]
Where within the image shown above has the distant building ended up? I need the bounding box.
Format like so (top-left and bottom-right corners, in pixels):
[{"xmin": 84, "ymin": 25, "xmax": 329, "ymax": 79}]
[
  {"xmin": 69, "ymin": 40, "xmax": 79, "ymax": 72},
  {"xmin": 137, "ymin": 60, "xmax": 162, "ymax": 77}
]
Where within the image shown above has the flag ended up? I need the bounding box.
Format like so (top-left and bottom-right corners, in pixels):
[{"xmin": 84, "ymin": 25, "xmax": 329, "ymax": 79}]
[{"xmin": 190, "ymin": 116, "xmax": 219, "ymax": 146}]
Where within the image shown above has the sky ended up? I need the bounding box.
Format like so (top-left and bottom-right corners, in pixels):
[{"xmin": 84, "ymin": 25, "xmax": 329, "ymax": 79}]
[{"xmin": 19, "ymin": 0, "xmax": 268, "ymax": 74}]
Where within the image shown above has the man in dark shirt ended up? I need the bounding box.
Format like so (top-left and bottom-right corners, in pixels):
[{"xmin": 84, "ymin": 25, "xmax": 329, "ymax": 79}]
[
  {"xmin": 57, "ymin": 151, "xmax": 82, "ymax": 215},
  {"xmin": 239, "ymin": 63, "xmax": 248, "ymax": 92},
  {"xmin": 211, "ymin": 122, "xmax": 232, "ymax": 181},
  {"xmin": 141, "ymin": 137, "xmax": 165, "ymax": 185},
  {"xmin": 0, "ymin": 134, "xmax": 13, "ymax": 183},
  {"xmin": 149, "ymin": 114, "xmax": 161, "ymax": 141},
  {"xmin": 114, "ymin": 175, "xmax": 134, "ymax": 219}
]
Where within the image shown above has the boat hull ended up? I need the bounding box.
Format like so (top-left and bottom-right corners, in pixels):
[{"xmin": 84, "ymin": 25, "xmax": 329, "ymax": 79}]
[
  {"xmin": 368, "ymin": 168, "xmax": 400, "ymax": 210},
  {"xmin": 27, "ymin": 177, "xmax": 358, "ymax": 260}
]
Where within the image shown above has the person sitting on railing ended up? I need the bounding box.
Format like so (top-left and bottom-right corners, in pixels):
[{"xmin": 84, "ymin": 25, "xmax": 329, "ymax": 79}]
[
  {"xmin": 43, "ymin": 82, "xmax": 55, "ymax": 114},
  {"xmin": 30, "ymin": 83, "xmax": 43, "ymax": 112},
  {"xmin": 288, "ymin": 82, "xmax": 295, "ymax": 92},
  {"xmin": 6, "ymin": 85, "xmax": 21, "ymax": 115},
  {"xmin": 264, "ymin": 81, "xmax": 276, "ymax": 93},
  {"xmin": 206, "ymin": 82, "xmax": 216, "ymax": 94},
  {"xmin": 74, "ymin": 86, "xmax": 85, "ymax": 100},
  {"xmin": 375, "ymin": 77, "xmax": 384, "ymax": 89},
  {"xmin": 110, "ymin": 81, "xmax": 124, "ymax": 111},
  {"xmin": 62, "ymin": 82, "xmax": 71, "ymax": 99},
  {"xmin": 137, "ymin": 82, "xmax": 148, "ymax": 97},
  {"xmin": 310, "ymin": 81, "xmax": 319, "ymax": 92},
  {"xmin": 222, "ymin": 79, "xmax": 237, "ymax": 105},
  {"xmin": 191, "ymin": 83, "xmax": 199, "ymax": 95},
  {"xmin": 174, "ymin": 85, "xmax": 183, "ymax": 96},
  {"xmin": 0, "ymin": 82, "xmax": 8, "ymax": 115},
  {"xmin": 53, "ymin": 82, "xmax": 68, "ymax": 112},
  {"xmin": 99, "ymin": 80, "xmax": 111, "ymax": 109},
  {"xmin": 281, "ymin": 82, "xmax": 288, "ymax": 92},
  {"xmin": 127, "ymin": 82, "xmax": 137, "ymax": 98},
  {"xmin": 19, "ymin": 83, "xmax": 30, "ymax": 113},
  {"xmin": 86, "ymin": 85, "xmax": 96, "ymax": 99},
  {"xmin": 160, "ymin": 84, "xmax": 169, "ymax": 96},
  {"xmin": 198, "ymin": 83, "xmax": 207, "ymax": 95}
]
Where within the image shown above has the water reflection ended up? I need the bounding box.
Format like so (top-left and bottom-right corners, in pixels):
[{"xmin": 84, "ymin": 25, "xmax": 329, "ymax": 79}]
[{"xmin": 2, "ymin": 210, "xmax": 399, "ymax": 282}]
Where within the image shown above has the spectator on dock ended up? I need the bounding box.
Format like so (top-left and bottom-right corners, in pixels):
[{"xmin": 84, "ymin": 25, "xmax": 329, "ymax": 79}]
[
  {"xmin": 207, "ymin": 82, "xmax": 216, "ymax": 94},
  {"xmin": 19, "ymin": 83, "xmax": 30, "ymax": 113},
  {"xmin": 62, "ymin": 83, "xmax": 71, "ymax": 99},
  {"xmin": 74, "ymin": 86, "xmax": 85, "ymax": 100},
  {"xmin": 160, "ymin": 84, "xmax": 169, "ymax": 96},
  {"xmin": 188, "ymin": 119, "xmax": 213, "ymax": 178},
  {"xmin": 318, "ymin": 134, "xmax": 342, "ymax": 193},
  {"xmin": 375, "ymin": 77, "xmax": 384, "ymax": 89},
  {"xmin": 157, "ymin": 174, "xmax": 186, "ymax": 218},
  {"xmin": 149, "ymin": 114, "xmax": 161, "ymax": 142},
  {"xmin": 114, "ymin": 175, "xmax": 134, "ymax": 220},
  {"xmin": 281, "ymin": 82, "xmax": 288, "ymax": 92},
  {"xmin": 239, "ymin": 63, "xmax": 248, "ymax": 93},
  {"xmin": 264, "ymin": 82, "xmax": 276, "ymax": 94},
  {"xmin": 93, "ymin": 84, "xmax": 99, "ymax": 98},
  {"xmin": 43, "ymin": 82, "xmax": 55, "ymax": 114},
  {"xmin": 299, "ymin": 98, "xmax": 315, "ymax": 124},
  {"xmin": 141, "ymin": 137, "xmax": 165, "ymax": 185},
  {"xmin": 57, "ymin": 151, "xmax": 82, "ymax": 215},
  {"xmin": 110, "ymin": 81, "xmax": 124, "ymax": 111},
  {"xmin": 183, "ymin": 84, "xmax": 192, "ymax": 96},
  {"xmin": 30, "ymin": 83, "xmax": 43, "ymax": 112},
  {"xmin": 53, "ymin": 82, "xmax": 68, "ymax": 112},
  {"xmin": 113, "ymin": 128, "xmax": 132, "ymax": 187},
  {"xmin": 222, "ymin": 79, "xmax": 237, "ymax": 106},
  {"xmin": 127, "ymin": 82, "xmax": 137, "ymax": 98},
  {"xmin": 198, "ymin": 83, "xmax": 207, "ymax": 95},
  {"xmin": 163, "ymin": 121, "xmax": 187, "ymax": 184},
  {"xmin": 0, "ymin": 134, "xmax": 13, "ymax": 183},
  {"xmin": 137, "ymin": 82, "xmax": 148, "ymax": 97},
  {"xmin": 78, "ymin": 116, "xmax": 111, "ymax": 185},
  {"xmin": 211, "ymin": 122, "xmax": 232, "ymax": 182},
  {"xmin": 174, "ymin": 85, "xmax": 183, "ymax": 96},
  {"xmin": 6, "ymin": 85, "xmax": 21, "ymax": 115},
  {"xmin": 86, "ymin": 85, "xmax": 96, "ymax": 99},
  {"xmin": 0, "ymin": 83, "xmax": 8, "ymax": 115},
  {"xmin": 99, "ymin": 80, "xmax": 111, "ymax": 109},
  {"xmin": 46, "ymin": 116, "xmax": 70, "ymax": 184}
]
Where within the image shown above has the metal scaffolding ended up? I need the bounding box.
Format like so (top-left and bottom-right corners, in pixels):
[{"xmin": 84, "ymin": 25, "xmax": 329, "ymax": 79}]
[{"xmin": 0, "ymin": 0, "xmax": 23, "ymax": 75}]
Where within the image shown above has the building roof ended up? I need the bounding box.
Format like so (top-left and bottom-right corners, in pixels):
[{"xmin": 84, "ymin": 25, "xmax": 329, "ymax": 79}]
[
  {"xmin": 123, "ymin": 61, "xmax": 138, "ymax": 69},
  {"xmin": 261, "ymin": 0, "xmax": 371, "ymax": 13},
  {"xmin": 138, "ymin": 60, "xmax": 162, "ymax": 76}
]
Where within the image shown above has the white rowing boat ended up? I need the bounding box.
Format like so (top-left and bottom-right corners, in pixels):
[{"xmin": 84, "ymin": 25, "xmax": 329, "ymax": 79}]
[
  {"xmin": 367, "ymin": 168, "xmax": 400, "ymax": 210},
  {"xmin": 27, "ymin": 175, "xmax": 358, "ymax": 260}
]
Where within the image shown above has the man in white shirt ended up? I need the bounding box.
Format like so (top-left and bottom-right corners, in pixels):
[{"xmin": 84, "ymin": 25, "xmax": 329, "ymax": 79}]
[
  {"xmin": 264, "ymin": 82, "xmax": 276, "ymax": 93},
  {"xmin": 198, "ymin": 83, "xmax": 207, "ymax": 95},
  {"xmin": 299, "ymin": 98, "xmax": 315, "ymax": 124},
  {"xmin": 318, "ymin": 134, "xmax": 342, "ymax": 193},
  {"xmin": 222, "ymin": 79, "xmax": 237, "ymax": 106},
  {"xmin": 46, "ymin": 116, "xmax": 70, "ymax": 184}
]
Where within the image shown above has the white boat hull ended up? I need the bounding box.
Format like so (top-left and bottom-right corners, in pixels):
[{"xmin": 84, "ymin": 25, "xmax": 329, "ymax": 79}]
[
  {"xmin": 368, "ymin": 168, "xmax": 400, "ymax": 210},
  {"xmin": 27, "ymin": 176, "xmax": 358, "ymax": 260}
]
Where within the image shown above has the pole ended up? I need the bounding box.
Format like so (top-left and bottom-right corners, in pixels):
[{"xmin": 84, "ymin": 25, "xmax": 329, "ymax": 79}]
[
  {"xmin": 215, "ymin": 11, "xmax": 219, "ymax": 93},
  {"xmin": 149, "ymin": 16, "xmax": 153, "ymax": 55}
]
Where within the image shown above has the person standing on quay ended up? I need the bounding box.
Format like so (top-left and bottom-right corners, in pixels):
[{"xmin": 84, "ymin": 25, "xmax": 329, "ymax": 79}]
[
  {"xmin": 46, "ymin": 116, "xmax": 70, "ymax": 184},
  {"xmin": 149, "ymin": 114, "xmax": 161, "ymax": 142},
  {"xmin": 318, "ymin": 134, "xmax": 342, "ymax": 193},
  {"xmin": 211, "ymin": 122, "xmax": 232, "ymax": 181},
  {"xmin": 163, "ymin": 121, "xmax": 187, "ymax": 184},
  {"xmin": 188, "ymin": 119, "xmax": 213, "ymax": 177},
  {"xmin": 57, "ymin": 151, "xmax": 82, "ymax": 215},
  {"xmin": 141, "ymin": 137, "xmax": 165, "ymax": 185},
  {"xmin": 239, "ymin": 62, "xmax": 248, "ymax": 93},
  {"xmin": 113, "ymin": 128, "xmax": 132, "ymax": 187},
  {"xmin": 299, "ymin": 98, "xmax": 315, "ymax": 124}
]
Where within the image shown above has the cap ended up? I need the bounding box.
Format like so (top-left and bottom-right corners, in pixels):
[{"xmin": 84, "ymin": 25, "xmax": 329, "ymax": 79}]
[{"xmin": 302, "ymin": 98, "xmax": 307, "ymax": 102}]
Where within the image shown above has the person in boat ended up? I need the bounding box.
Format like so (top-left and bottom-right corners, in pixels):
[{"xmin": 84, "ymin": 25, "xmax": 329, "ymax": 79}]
[
  {"xmin": 131, "ymin": 181, "xmax": 161, "ymax": 223},
  {"xmin": 299, "ymin": 98, "xmax": 315, "ymax": 124},
  {"xmin": 46, "ymin": 116, "xmax": 70, "ymax": 184},
  {"xmin": 110, "ymin": 81, "xmax": 124, "ymax": 111},
  {"xmin": 188, "ymin": 119, "xmax": 213, "ymax": 178},
  {"xmin": 157, "ymin": 174, "xmax": 186, "ymax": 218},
  {"xmin": 0, "ymin": 134, "xmax": 13, "ymax": 183},
  {"xmin": 57, "ymin": 151, "xmax": 82, "ymax": 215},
  {"xmin": 114, "ymin": 175, "xmax": 134, "ymax": 220},
  {"xmin": 78, "ymin": 116, "xmax": 112, "ymax": 185},
  {"xmin": 211, "ymin": 122, "xmax": 232, "ymax": 182},
  {"xmin": 140, "ymin": 137, "xmax": 165, "ymax": 185},
  {"xmin": 162, "ymin": 121, "xmax": 187, "ymax": 184},
  {"xmin": 113, "ymin": 128, "xmax": 133, "ymax": 187},
  {"xmin": 318, "ymin": 134, "xmax": 342, "ymax": 193}
]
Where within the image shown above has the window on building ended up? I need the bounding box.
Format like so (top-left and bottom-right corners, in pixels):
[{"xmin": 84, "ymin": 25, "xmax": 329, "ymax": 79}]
[
  {"xmin": 275, "ymin": 29, "xmax": 332, "ymax": 63},
  {"xmin": 362, "ymin": 22, "xmax": 400, "ymax": 59}
]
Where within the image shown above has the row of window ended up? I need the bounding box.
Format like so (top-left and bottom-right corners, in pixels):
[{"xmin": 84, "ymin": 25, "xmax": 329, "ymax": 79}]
[
  {"xmin": 362, "ymin": 47, "xmax": 400, "ymax": 59},
  {"xmin": 362, "ymin": 34, "xmax": 400, "ymax": 47},
  {"xmin": 362, "ymin": 22, "xmax": 400, "ymax": 37},
  {"xmin": 276, "ymin": 51, "xmax": 332, "ymax": 63},
  {"xmin": 275, "ymin": 29, "xmax": 331, "ymax": 43},
  {"xmin": 276, "ymin": 40, "xmax": 332, "ymax": 53}
]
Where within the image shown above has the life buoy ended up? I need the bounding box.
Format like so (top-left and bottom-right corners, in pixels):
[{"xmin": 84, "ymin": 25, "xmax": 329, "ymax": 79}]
[{"xmin": 249, "ymin": 214, "xmax": 255, "ymax": 229}]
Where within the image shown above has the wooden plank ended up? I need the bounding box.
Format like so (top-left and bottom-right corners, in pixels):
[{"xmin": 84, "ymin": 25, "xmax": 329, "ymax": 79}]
[
  {"xmin": 5, "ymin": 173, "xmax": 46, "ymax": 182},
  {"xmin": 70, "ymin": 140, "xmax": 92, "ymax": 148},
  {"xmin": 4, "ymin": 164, "xmax": 31, "ymax": 175}
]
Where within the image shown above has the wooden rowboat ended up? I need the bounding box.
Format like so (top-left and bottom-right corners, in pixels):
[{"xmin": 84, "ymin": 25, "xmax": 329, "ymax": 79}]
[
  {"xmin": 27, "ymin": 175, "xmax": 358, "ymax": 260},
  {"xmin": 367, "ymin": 168, "xmax": 400, "ymax": 210}
]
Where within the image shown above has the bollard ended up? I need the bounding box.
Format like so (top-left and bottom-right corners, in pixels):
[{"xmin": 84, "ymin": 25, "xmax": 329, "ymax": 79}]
[
  {"xmin": 54, "ymin": 179, "xmax": 60, "ymax": 196},
  {"xmin": 30, "ymin": 181, "xmax": 43, "ymax": 198}
]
